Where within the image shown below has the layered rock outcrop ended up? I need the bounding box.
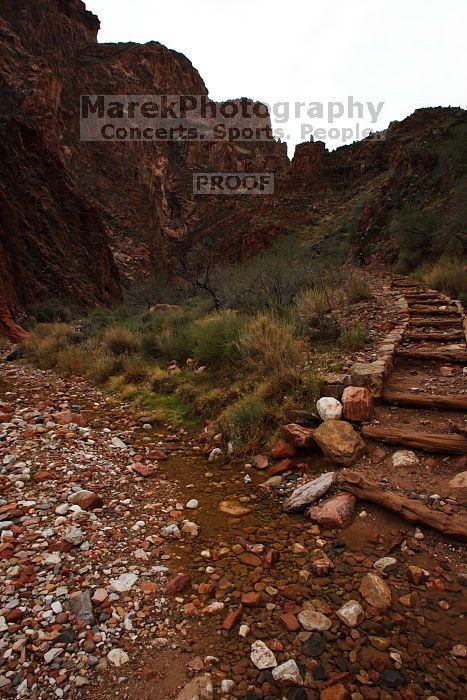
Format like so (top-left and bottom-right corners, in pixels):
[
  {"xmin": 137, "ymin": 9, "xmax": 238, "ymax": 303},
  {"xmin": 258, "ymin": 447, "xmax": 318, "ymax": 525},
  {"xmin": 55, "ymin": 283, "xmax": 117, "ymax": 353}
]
[
  {"xmin": 0, "ymin": 0, "xmax": 287, "ymax": 338},
  {"xmin": 0, "ymin": 0, "xmax": 465, "ymax": 339}
]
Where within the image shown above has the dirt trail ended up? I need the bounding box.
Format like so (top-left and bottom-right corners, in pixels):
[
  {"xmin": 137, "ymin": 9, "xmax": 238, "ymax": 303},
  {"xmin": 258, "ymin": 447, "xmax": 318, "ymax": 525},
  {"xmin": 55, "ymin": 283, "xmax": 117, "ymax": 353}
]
[
  {"xmin": 357, "ymin": 276, "xmax": 467, "ymax": 507},
  {"xmin": 1, "ymin": 277, "xmax": 466, "ymax": 700}
]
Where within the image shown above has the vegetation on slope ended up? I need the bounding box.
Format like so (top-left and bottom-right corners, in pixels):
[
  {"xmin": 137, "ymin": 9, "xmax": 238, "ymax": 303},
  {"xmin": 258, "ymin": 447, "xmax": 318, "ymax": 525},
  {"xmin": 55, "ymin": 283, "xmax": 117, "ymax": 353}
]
[{"xmin": 23, "ymin": 241, "xmax": 374, "ymax": 450}]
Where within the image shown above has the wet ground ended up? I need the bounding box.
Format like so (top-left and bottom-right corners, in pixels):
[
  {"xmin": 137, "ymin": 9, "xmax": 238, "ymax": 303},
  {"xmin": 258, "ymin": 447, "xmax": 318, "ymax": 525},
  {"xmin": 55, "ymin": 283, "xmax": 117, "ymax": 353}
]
[
  {"xmin": 1, "ymin": 352, "xmax": 466, "ymax": 700},
  {"xmin": 87, "ymin": 415, "xmax": 467, "ymax": 699}
]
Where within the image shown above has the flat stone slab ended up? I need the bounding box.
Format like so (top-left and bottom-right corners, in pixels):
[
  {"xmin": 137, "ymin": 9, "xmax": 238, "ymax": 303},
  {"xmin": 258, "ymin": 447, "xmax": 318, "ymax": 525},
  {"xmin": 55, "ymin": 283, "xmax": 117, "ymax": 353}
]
[
  {"xmin": 282, "ymin": 472, "xmax": 336, "ymax": 513},
  {"xmin": 306, "ymin": 492, "xmax": 356, "ymax": 529}
]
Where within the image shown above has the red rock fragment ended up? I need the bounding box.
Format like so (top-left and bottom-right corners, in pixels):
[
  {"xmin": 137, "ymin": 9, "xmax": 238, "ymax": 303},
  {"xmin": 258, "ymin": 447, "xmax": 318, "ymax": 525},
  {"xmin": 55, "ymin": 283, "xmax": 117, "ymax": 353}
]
[
  {"xmin": 264, "ymin": 549, "xmax": 280, "ymax": 568},
  {"xmin": 320, "ymin": 683, "xmax": 349, "ymax": 700},
  {"xmin": 222, "ymin": 606, "xmax": 243, "ymax": 630},
  {"xmin": 253, "ymin": 454, "xmax": 269, "ymax": 470},
  {"xmin": 164, "ymin": 573, "xmax": 191, "ymax": 595},
  {"xmin": 379, "ymin": 321, "xmax": 395, "ymax": 332},
  {"xmin": 281, "ymin": 583, "xmax": 309, "ymax": 600},
  {"xmin": 140, "ymin": 581, "xmax": 158, "ymax": 595},
  {"xmin": 132, "ymin": 463, "xmax": 155, "ymax": 477},
  {"xmin": 6, "ymin": 609, "xmax": 23, "ymax": 622},
  {"xmin": 238, "ymin": 552, "xmax": 262, "ymax": 567},
  {"xmin": 148, "ymin": 449, "xmax": 168, "ymax": 461},
  {"xmin": 306, "ymin": 493, "xmax": 356, "ymax": 529},
  {"xmin": 53, "ymin": 410, "xmax": 83, "ymax": 426},
  {"xmin": 280, "ymin": 613, "xmax": 300, "ymax": 631},
  {"xmin": 342, "ymin": 386, "xmax": 373, "ymax": 422},
  {"xmin": 33, "ymin": 471, "xmax": 53, "ymax": 483},
  {"xmin": 282, "ymin": 424, "xmax": 315, "ymax": 448},
  {"xmin": 268, "ymin": 638, "xmax": 284, "ymax": 652},
  {"xmin": 312, "ymin": 558, "xmax": 334, "ymax": 576},
  {"xmin": 198, "ymin": 583, "xmax": 215, "ymax": 596},
  {"xmin": 78, "ymin": 494, "xmax": 104, "ymax": 510},
  {"xmin": 241, "ymin": 592, "xmax": 262, "ymax": 607},
  {"xmin": 49, "ymin": 542, "xmax": 73, "ymax": 553},
  {"xmin": 183, "ymin": 602, "xmax": 198, "ymax": 616},
  {"xmin": 269, "ymin": 459, "xmax": 295, "ymax": 476},
  {"xmin": 270, "ymin": 440, "xmax": 296, "ymax": 458}
]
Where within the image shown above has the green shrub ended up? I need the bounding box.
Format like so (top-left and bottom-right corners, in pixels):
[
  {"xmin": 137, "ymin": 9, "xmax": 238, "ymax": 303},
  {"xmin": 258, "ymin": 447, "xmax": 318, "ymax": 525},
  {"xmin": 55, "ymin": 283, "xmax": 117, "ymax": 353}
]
[
  {"xmin": 218, "ymin": 395, "xmax": 267, "ymax": 446},
  {"xmin": 296, "ymin": 366, "xmax": 323, "ymax": 408},
  {"xmin": 86, "ymin": 351, "xmax": 122, "ymax": 383},
  {"xmin": 25, "ymin": 323, "xmax": 72, "ymax": 369},
  {"xmin": 418, "ymin": 257, "xmax": 467, "ymax": 300},
  {"xmin": 294, "ymin": 287, "xmax": 341, "ymax": 341},
  {"xmin": 29, "ymin": 301, "xmax": 73, "ymax": 324},
  {"xmin": 55, "ymin": 346, "xmax": 89, "ymax": 376},
  {"xmin": 149, "ymin": 366, "xmax": 180, "ymax": 393},
  {"xmin": 345, "ymin": 274, "xmax": 374, "ymax": 303},
  {"xmin": 194, "ymin": 387, "xmax": 228, "ymax": 414},
  {"xmin": 139, "ymin": 392, "xmax": 194, "ymax": 426},
  {"xmin": 239, "ymin": 314, "xmax": 305, "ymax": 390},
  {"xmin": 207, "ymin": 234, "xmax": 319, "ymax": 313},
  {"xmin": 192, "ymin": 310, "xmax": 243, "ymax": 366},
  {"xmin": 102, "ymin": 325, "xmax": 140, "ymax": 356},
  {"xmin": 138, "ymin": 307, "xmax": 197, "ymax": 363},
  {"xmin": 295, "ymin": 288, "xmax": 330, "ymax": 320},
  {"xmin": 81, "ymin": 308, "xmax": 115, "ymax": 335},
  {"xmin": 339, "ymin": 324, "xmax": 368, "ymax": 350},
  {"xmin": 122, "ymin": 358, "xmax": 150, "ymax": 385},
  {"xmin": 392, "ymin": 206, "xmax": 441, "ymax": 272},
  {"xmin": 154, "ymin": 324, "xmax": 194, "ymax": 363}
]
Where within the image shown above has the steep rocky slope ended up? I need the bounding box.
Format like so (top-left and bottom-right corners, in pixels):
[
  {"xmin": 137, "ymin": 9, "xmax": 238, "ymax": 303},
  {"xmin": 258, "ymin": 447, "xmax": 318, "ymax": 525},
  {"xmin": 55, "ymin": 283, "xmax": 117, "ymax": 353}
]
[
  {"xmin": 0, "ymin": 0, "xmax": 286, "ymax": 338},
  {"xmin": 0, "ymin": 3, "xmax": 122, "ymax": 339},
  {"xmin": 204, "ymin": 106, "xmax": 466, "ymax": 267},
  {"xmin": 0, "ymin": 0, "xmax": 465, "ymax": 340}
]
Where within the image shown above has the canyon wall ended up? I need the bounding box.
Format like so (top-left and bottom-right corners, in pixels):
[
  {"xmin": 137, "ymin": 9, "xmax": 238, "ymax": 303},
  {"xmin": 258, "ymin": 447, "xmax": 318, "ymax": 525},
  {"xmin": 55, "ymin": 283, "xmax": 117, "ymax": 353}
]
[{"xmin": 0, "ymin": 0, "xmax": 465, "ymax": 339}]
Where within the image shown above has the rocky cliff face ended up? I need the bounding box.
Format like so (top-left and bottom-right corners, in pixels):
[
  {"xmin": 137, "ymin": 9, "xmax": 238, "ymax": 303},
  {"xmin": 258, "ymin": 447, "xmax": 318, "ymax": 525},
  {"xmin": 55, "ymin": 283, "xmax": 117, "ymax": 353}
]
[
  {"xmin": 0, "ymin": 0, "xmax": 287, "ymax": 338},
  {"xmin": 0, "ymin": 5, "xmax": 123, "ymax": 340},
  {"xmin": 0, "ymin": 0, "xmax": 465, "ymax": 339}
]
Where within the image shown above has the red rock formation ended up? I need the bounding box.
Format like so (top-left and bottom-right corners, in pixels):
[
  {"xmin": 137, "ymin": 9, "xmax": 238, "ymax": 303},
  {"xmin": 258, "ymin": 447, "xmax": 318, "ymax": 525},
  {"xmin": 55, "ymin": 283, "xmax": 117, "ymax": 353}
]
[
  {"xmin": 0, "ymin": 4, "xmax": 121, "ymax": 337},
  {"xmin": 0, "ymin": 0, "xmax": 465, "ymax": 339},
  {"xmin": 0, "ymin": 0, "xmax": 288, "ymax": 337}
]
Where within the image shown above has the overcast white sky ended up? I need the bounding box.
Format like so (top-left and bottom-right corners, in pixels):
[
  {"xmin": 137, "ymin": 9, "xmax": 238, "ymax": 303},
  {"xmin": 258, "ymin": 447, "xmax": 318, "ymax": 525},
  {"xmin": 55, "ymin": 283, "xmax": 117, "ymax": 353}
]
[{"xmin": 86, "ymin": 0, "xmax": 466, "ymax": 154}]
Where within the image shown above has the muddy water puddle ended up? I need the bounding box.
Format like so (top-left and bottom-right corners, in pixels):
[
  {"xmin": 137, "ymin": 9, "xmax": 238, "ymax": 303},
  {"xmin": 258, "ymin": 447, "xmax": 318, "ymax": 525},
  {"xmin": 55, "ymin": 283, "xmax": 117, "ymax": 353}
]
[{"xmin": 126, "ymin": 425, "xmax": 467, "ymax": 698}]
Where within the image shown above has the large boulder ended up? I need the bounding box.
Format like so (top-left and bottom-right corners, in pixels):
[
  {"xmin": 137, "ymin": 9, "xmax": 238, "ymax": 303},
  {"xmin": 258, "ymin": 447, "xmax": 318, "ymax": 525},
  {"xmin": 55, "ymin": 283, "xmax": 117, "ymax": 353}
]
[
  {"xmin": 313, "ymin": 420, "xmax": 364, "ymax": 466},
  {"xmin": 282, "ymin": 423, "xmax": 315, "ymax": 448},
  {"xmin": 282, "ymin": 472, "xmax": 336, "ymax": 513},
  {"xmin": 306, "ymin": 492, "xmax": 356, "ymax": 529},
  {"xmin": 320, "ymin": 373, "xmax": 348, "ymax": 400},
  {"xmin": 342, "ymin": 386, "xmax": 373, "ymax": 422},
  {"xmin": 349, "ymin": 362, "xmax": 385, "ymax": 398}
]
